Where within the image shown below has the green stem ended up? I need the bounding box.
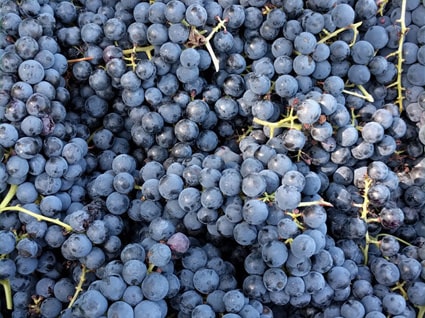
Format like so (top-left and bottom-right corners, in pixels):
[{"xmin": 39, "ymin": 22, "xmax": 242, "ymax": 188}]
[
  {"xmin": 204, "ymin": 17, "xmax": 228, "ymax": 43},
  {"xmin": 318, "ymin": 21, "xmax": 362, "ymax": 45},
  {"xmin": 360, "ymin": 177, "xmax": 373, "ymax": 221},
  {"xmin": 122, "ymin": 45, "xmax": 155, "ymax": 58},
  {"xmin": 0, "ymin": 184, "xmax": 18, "ymax": 209},
  {"xmin": 375, "ymin": 233, "xmax": 412, "ymax": 247},
  {"xmin": 357, "ymin": 84, "xmax": 374, "ymax": 102},
  {"xmin": 377, "ymin": 0, "xmax": 389, "ymax": 16},
  {"xmin": 0, "ymin": 279, "xmax": 12, "ymax": 310},
  {"xmin": 259, "ymin": 192, "xmax": 275, "ymax": 203},
  {"xmin": 362, "ymin": 232, "xmax": 371, "ymax": 265},
  {"xmin": 253, "ymin": 110, "xmax": 303, "ymax": 138},
  {"xmin": 417, "ymin": 305, "xmax": 425, "ymax": 318},
  {"xmin": 342, "ymin": 88, "xmax": 373, "ymax": 102},
  {"xmin": 0, "ymin": 203, "xmax": 73, "ymax": 233},
  {"xmin": 68, "ymin": 265, "xmax": 87, "ymax": 308},
  {"xmin": 386, "ymin": 0, "xmax": 407, "ymax": 113},
  {"xmin": 147, "ymin": 263, "xmax": 156, "ymax": 273}
]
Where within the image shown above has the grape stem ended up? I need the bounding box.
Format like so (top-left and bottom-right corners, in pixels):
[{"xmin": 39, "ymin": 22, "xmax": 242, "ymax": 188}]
[
  {"xmin": 359, "ymin": 175, "xmax": 373, "ymax": 221},
  {"xmin": 286, "ymin": 211, "xmax": 305, "ymax": 230},
  {"xmin": 375, "ymin": 233, "xmax": 412, "ymax": 247},
  {"xmin": 416, "ymin": 305, "xmax": 425, "ymax": 318},
  {"xmin": 318, "ymin": 21, "xmax": 362, "ymax": 46},
  {"xmin": 391, "ymin": 281, "xmax": 408, "ymax": 300},
  {"xmin": 385, "ymin": 0, "xmax": 407, "ymax": 113},
  {"xmin": 259, "ymin": 192, "xmax": 275, "ymax": 203},
  {"xmin": 362, "ymin": 231, "xmax": 372, "ymax": 265},
  {"xmin": 350, "ymin": 108, "xmax": 360, "ymax": 127},
  {"xmin": 297, "ymin": 198, "xmax": 333, "ymax": 207},
  {"xmin": 0, "ymin": 279, "xmax": 12, "ymax": 310},
  {"xmin": 122, "ymin": 45, "xmax": 155, "ymax": 59},
  {"xmin": 253, "ymin": 107, "xmax": 303, "ymax": 138},
  {"xmin": 377, "ymin": 0, "xmax": 389, "ymax": 16},
  {"xmin": 0, "ymin": 185, "xmax": 73, "ymax": 233},
  {"xmin": 122, "ymin": 45, "xmax": 155, "ymax": 71},
  {"xmin": 68, "ymin": 264, "xmax": 88, "ymax": 308},
  {"xmin": 342, "ymin": 85, "xmax": 374, "ymax": 103},
  {"xmin": 186, "ymin": 16, "xmax": 228, "ymax": 72},
  {"xmin": 67, "ymin": 56, "xmax": 94, "ymax": 64}
]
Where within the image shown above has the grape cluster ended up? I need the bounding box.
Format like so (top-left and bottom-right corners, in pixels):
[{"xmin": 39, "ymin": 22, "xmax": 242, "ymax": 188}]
[{"xmin": 1, "ymin": 0, "xmax": 425, "ymax": 317}]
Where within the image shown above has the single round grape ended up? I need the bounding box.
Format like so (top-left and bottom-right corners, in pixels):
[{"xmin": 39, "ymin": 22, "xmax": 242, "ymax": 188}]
[
  {"xmin": 296, "ymin": 99, "xmax": 321, "ymax": 124},
  {"xmin": 331, "ymin": 3, "xmax": 355, "ymax": 27},
  {"xmin": 290, "ymin": 234, "xmax": 317, "ymax": 259}
]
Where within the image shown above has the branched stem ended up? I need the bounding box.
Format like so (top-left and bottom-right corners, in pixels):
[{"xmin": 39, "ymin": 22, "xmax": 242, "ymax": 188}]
[
  {"xmin": 122, "ymin": 45, "xmax": 155, "ymax": 71},
  {"xmin": 0, "ymin": 185, "xmax": 73, "ymax": 233},
  {"xmin": 147, "ymin": 263, "xmax": 156, "ymax": 273},
  {"xmin": 391, "ymin": 281, "xmax": 408, "ymax": 300},
  {"xmin": 360, "ymin": 176, "xmax": 373, "ymax": 221},
  {"xmin": 350, "ymin": 108, "xmax": 359, "ymax": 127},
  {"xmin": 357, "ymin": 85, "xmax": 374, "ymax": 102},
  {"xmin": 286, "ymin": 211, "xmax": 305, "ymax": 230},
  {"xmin": 318, "ymin": 21, "xmax": 362, "ymax": 46},
  {"xmin": 68, "ymin": 264, "xmax": 88, "ymax": 308},
  {"xmin": 377, "ymin": 0, "xmax": 389, "ymax": 16},
  {"xmin": 259, "ymin": 192, "xmax": 275, "ymax": 203},
  {"xmin": 186, "ymin": 16, "xmax": 228, "ymax": 72},
  {"xmin": 385, "ymin": 0, "xmax": 407, "ymax": 113},
  {"xmin": 122, "ymin": 45, "xmax": 155, "ymax": 58},
  {"xmin": 342, "ymin": 86, "xmax": 374, "ymax": 103},
  {"xmin": 362, "ymin": 231, "xmax": 372, "ymax": 265},
  {"xmin": 253, "ymin": 107, "xmax": 303, "ymax": 138}
]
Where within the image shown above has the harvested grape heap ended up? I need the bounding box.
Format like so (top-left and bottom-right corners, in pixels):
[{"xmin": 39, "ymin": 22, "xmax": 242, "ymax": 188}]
[{"xmin": 1, "ymin": 0, "xmax": 425, "ymax": 317}]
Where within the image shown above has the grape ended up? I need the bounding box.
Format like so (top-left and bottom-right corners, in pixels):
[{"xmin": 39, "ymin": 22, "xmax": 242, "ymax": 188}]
[
  {"xmin": 277, "ymin": 218, "xmax": 300, "ymax": 240},
  {"xmin": 361, "ymin": 122, "xmax": 384, "ymax": 143},
  {"xmin": 72, "ymin": 290, "xmax": 108, "ymax": 317},
  {"xmin": 275, "ymin": 185, "xmax": 301, "ymax": 211},
  {"xmin": 192, "ymin": 304, "xmax": 215, "ymax": 318},
  {"xmin": 179, "ymin": 290, "xmax": 203, "ymax": 314},
  {"xmin": 61, "ymin": 233, "xmax": 92, "ymax": 260},
  {"xmin": 331, "ymin": 4, "xmax": 355, "ymax": 27},
  {"xmin": 141, "ymin": 272, "xmax": 169, "ymax": 301},
  {"xmin": 148, "ymin": 243, "xmax": 172, "ymax": 267},
  {"xmin": 351, "ymin": 40, "xmax": 375, "ymax": 64},
  {"xmin": 134, "ymin": 300, "xmax": 163, "ymax": 318},
  {"xmin": 262, "ymin": 239, "xmax": 288, "ymax": 267},
  {"xmin": 341, "ymin": 300, "xmax": 366, "ymax": 317},
  {"xmin": 294, "ymin": 32, "xmax": 317, "ymax": 55},
  {"xmin": 293, "ymin": 54, "xmax": 316, "ymax": 76},
  {"xmin": 233, "ymin": 222, "xmax": 258, "ymax": 246},
  {"xmin": 193, "ymin": 268, "xmax": 220, "ymax": 294},
  {"xmin": 327, "ymin": 266, "xmax": 352, "ymax": 290},
  {"xmin": 302, "ymin": 206, "xmax": 327, "ymax": 228},
  {"xmin": 290, "ymin": 234, "xmax": 317, "ymax": 259},
  {"xmin": 296, "ymin": 99, "xmax": 321, "ymax": 124},
  {"xmin": 271, "ymin": 75, "xmax": 297, "ymax": 100}
]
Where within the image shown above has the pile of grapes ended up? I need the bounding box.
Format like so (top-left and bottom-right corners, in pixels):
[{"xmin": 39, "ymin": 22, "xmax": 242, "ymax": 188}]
[{"xmin": 1, "ymin": 0, "xmax": 425, "ymax": 317}]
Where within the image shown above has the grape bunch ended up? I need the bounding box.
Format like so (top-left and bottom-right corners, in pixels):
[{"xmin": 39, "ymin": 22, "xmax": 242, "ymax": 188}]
[{"xmin": 1, "ymin": 0, "xmax": 425, "ymax": 317}]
